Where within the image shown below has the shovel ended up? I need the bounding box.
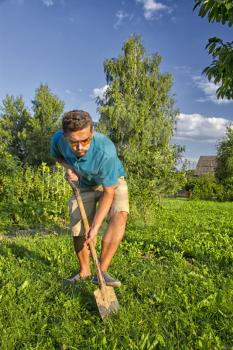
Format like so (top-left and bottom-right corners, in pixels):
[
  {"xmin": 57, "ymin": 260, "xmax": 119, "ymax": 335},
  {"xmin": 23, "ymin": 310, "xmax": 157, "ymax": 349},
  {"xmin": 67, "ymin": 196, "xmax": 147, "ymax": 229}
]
[{"xmin": 67, "ymin": 178, "xmax": 119, "ymax": 319}]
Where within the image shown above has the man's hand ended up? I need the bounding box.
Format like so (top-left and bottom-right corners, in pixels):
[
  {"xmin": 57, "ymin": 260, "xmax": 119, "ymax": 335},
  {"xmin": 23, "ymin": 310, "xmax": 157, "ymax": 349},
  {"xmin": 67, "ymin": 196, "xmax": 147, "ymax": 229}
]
[
  {"xmin": 65, "ymin": 169, "xmax": 79, "ymax": 182},
  {"xmin": 86, "ymin": 226, "xmax": 99, "ymax": 244},
  {"xmin": 85, "ymin": 186, "xmax": 115, "ymax": 245}
]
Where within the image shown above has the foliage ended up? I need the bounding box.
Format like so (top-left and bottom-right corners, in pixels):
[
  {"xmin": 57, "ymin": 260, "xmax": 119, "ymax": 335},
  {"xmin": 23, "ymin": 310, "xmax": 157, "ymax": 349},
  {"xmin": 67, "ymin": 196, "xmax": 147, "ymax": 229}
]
[
  {"xmin": 194, "ymin": 0, "xmax": 233, "ymax": 26},
  {"xmin": 0, "ymin": 147, "xmax": 19, "ymax": 176},
  {"xmin": 216, "ymin": 126, "xmax": 233, "ymax": 200},
  {"xmin": 97, "ymin": 36, "xmax": 185, "ymax": 205},
  {"xmin": 26, "ymin": 84, "xmax": 64, "ymax": 166},
  {"xmin": 0, "ymin": 199, "xmax": 232, "ymax": 349},
  {"xmin": 0, "ymin": 163, "xmax": 71, "ymax": 232},
  {"xmin": 194, "ymin": 0, "xmax": 233, "ymax": 100},
  {"xmin": 0, "ymin": 95, "xmax": 31, "ymax": 162},
  {"xmin": 203, "ymin": 38, "xmax": 233, "ymax": 100},
  {"xmin": 0, "ymin": 84, "xmax": 64, "ymax": 167},
  {"xmin": 216, "ymin": 126, "xmax": 233, "ymax": 183},
  {"xmin": 185, "ymin": 174, "xmax": 224, "ymax": 201}
]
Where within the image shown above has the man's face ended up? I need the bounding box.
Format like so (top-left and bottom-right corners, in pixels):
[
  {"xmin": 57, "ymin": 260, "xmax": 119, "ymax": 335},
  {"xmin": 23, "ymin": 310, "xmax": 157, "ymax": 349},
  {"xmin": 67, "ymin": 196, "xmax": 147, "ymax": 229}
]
[{"xmin": 66, "ymin": 126, "xmax": 94, "ymax": 157}]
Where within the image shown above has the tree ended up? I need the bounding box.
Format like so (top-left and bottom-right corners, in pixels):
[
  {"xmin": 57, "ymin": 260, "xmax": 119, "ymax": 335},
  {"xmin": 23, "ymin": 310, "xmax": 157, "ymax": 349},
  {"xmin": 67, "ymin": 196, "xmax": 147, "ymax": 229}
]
[
  {"xmin": 97, "ymin": 36, "xmax": 185, "ymax": 204},
  {"xmin": 215, "ymin": 126, "xmax": 233, "ymax": 185},
  {"xmin": 194, "ymin": 0, "xmax": 233, "ymax": 25},
  {"xmin": 26, "ymin": 84, "xmax": 64, "ymax": 165},
  {"xmin": 0, "ymin": 95, "xmax": 31, "ymax": 162},
  {"xmin": 0, "ymin": 85, "xmax": 64, "ymax": 167},
  {"xmin": 215, "ymin": 126, "xmax": 233, "ymax": 200},
  {"xmin": 194, "ymin": 0, "xmax": 233, "ymax": 99}
]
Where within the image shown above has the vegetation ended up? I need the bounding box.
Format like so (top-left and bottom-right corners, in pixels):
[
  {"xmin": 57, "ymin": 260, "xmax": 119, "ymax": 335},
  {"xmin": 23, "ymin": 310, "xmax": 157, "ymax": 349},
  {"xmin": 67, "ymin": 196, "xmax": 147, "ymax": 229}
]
[
  {"xmin": 0, "ymin": 163, "xmax": 70, "ymax": 233},
  {"xmin": 0, "ymin": 95, "xmax": 31, "ymax": 162},
  {"xmin": 0, "ymin": 84, "xmax": 64, "ymax": 167},
  {"xmin": 194, "ymin": 0, "xmax": 233, "ymax": 99},
  {"xmin": 185, "ymin": 122, "xmax": 233, "ymax": 201},
  {"xmin": 215, "ymin": 126, "xmax": 233, "ymax": 200},
  {"xmin": 0, "ymin": 199, "xmax": 232, "ymax": 349},
  {"xmin": 26, "ymin": 85, "xmax": 64, "ymax": 166},
  {"xmin": 194, "ymin": 0, "xmax": 233, "ymax": 25},
  {"xmin": 97, "ymin": 36, "xmax": 185, "ymax": 205},
  {"xmin": 185, "ymin": 174, "xmax": 224, "ymax": 201}
]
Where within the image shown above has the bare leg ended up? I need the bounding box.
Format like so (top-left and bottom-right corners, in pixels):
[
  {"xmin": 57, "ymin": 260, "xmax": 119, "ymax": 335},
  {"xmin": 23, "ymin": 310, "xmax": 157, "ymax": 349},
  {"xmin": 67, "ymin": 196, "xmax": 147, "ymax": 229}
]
[
  {"xmin": 73, "ymin": 236, "xmax": 97, "ymax": 277},
  {"xmin": 99, "ymin": 211, "xmax": 128, "ymax": 272}
]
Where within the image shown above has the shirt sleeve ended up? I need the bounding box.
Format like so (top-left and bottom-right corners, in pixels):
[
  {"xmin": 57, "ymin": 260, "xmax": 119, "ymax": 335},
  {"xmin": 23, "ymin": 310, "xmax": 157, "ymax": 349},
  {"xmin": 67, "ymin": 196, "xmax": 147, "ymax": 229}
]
[{"xmin": 97, "ymin": 155, "xmax": 118, "ymax": 187}]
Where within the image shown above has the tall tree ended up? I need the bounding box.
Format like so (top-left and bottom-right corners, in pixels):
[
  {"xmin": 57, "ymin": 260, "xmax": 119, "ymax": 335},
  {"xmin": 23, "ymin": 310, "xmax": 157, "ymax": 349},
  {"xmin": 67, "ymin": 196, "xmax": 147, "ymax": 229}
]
[
  {"xmin": 26, "ymin": 84, "xmax": 64, "ymax": 165},
  {"xmin": 97, "ymin": 36, "xmax": 184, "ymax": 202},
  {"xmin": 194, "ymin": 0, "xmax": 233, "ymax": 99},
  {"xmin": 0, "ymin": 95, "xmax": 31, "ymax": 162}
]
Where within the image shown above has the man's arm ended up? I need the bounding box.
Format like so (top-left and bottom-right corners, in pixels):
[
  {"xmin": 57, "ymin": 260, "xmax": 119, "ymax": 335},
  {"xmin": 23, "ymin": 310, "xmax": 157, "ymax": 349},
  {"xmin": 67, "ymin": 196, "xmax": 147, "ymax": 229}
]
[{"xmin": 86, "ymin": 185, "xmax": 115, "ymax": 243}]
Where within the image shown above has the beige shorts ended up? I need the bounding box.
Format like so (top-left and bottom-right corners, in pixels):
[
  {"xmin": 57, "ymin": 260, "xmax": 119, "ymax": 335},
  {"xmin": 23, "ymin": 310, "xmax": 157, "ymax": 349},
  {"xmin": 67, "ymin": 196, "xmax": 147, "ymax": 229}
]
[{"xmin": 68, "ymin": 177, "xmax": 129, "ymax": 237}]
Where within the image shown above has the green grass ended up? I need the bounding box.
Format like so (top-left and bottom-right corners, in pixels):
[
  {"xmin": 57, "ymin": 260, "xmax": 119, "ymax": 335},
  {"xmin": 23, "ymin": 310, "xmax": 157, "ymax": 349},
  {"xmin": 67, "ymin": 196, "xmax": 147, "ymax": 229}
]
[{"xmin": 0, "ymin": 199, "xmax": 233, "ymax": 349}]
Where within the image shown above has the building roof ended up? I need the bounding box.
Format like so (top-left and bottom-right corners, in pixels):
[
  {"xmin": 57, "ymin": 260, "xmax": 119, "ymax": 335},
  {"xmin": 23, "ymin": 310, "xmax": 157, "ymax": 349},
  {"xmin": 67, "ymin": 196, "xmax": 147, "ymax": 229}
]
[{"xmin": 194, "ymin": 156, "xmax": 217, "ymax": 176}]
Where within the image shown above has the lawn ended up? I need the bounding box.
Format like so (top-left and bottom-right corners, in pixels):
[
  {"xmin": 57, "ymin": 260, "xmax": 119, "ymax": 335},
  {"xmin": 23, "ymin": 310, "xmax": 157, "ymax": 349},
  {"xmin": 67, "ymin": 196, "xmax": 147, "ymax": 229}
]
[{"xmin": 0, "ymin": 199, "xmax": 232, "ymax": 349}]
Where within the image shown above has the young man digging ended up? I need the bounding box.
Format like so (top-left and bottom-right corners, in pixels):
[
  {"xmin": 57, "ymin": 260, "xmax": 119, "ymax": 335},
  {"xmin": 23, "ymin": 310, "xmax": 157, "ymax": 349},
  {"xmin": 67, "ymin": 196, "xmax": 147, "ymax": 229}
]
[{"xmin": 51, "ymin": 110, "xmax": 129, "ymax": 287}]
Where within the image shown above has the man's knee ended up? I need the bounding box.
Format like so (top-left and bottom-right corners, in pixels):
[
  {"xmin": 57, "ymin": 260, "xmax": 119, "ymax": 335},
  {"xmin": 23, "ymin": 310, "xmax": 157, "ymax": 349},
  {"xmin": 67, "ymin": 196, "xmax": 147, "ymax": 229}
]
[
  {"xmin": 112, "ymin": 210, "xmax": 128, "ymax": 224},
  {"xmin": 120, "ymin": 211, "xmax": 128, "ymax": 221}
]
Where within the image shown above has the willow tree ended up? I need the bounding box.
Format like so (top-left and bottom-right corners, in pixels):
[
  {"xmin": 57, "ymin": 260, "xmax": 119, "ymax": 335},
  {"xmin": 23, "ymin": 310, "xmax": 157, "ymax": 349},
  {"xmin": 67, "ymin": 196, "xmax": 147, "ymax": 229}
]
[{"xmin": 97, "ymin": 36, "xmax": 184, "ymax": 204}]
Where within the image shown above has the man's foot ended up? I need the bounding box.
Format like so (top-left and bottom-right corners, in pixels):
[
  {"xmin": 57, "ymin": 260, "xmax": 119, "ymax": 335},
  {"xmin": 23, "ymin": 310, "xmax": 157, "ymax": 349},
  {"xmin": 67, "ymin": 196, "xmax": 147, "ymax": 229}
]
[
  {"xmin": 66, "ymin": 273, "xmax": 91, "ymax": 284},
  {"xmin": 92, "ymin": 272, "xmax": 121, "ymax": 288}
]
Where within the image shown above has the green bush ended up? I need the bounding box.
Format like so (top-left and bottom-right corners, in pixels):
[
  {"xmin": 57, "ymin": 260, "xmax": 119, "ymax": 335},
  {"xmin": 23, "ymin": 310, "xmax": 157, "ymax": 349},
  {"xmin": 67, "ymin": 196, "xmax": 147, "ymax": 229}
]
[
  {"xmin": 222, "ymin": 181, "xmax": 233, "ymax": 201},
  {"xmin": 0, "ymin": 163, "xmax": 71, "ymax": 232},
  {"xmin": 185, "ymin": 174, "xmax": 225, "ymax": 201}
]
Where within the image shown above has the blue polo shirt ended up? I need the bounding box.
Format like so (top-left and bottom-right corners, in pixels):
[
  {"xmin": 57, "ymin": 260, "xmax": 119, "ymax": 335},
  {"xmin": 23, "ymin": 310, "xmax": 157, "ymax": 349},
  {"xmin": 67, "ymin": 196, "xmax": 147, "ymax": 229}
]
[{"xmin": 50, "ymin": 131, "xmax": 126, "ymax": 187}]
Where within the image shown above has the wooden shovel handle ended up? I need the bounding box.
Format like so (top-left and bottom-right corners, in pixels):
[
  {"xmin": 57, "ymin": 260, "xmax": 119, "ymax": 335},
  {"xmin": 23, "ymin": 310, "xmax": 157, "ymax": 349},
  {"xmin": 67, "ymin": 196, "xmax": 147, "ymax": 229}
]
[{"xmin": 67, "ymin": 178, "xmax": 106, "ymax": 288}]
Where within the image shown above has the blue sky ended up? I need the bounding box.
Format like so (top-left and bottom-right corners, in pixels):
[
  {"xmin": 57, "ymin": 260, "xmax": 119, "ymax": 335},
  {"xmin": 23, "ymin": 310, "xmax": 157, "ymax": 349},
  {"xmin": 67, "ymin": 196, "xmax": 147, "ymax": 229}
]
[{"xmin": 0, "ymin": 0, "xmax": 232, "ymax": 167}]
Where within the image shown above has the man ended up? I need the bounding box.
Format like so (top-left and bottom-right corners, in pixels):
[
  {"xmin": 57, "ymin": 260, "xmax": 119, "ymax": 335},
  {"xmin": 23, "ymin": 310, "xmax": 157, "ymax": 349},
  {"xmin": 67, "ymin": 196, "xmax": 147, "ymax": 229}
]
[{"xmin": 50, "ymin": 110, "xmax": 129, "ymax": 287}]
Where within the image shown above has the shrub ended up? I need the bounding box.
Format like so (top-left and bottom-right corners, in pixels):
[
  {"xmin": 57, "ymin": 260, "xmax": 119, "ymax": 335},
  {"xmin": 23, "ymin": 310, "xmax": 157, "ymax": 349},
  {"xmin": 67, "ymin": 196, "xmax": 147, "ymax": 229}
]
[
  {"xmin": 0, "ymin": 163, "xmax": 71, "ymax": 232},
  {"xmin": 185, "ymin": 174, "xmax": 225, "ymax": 201}
]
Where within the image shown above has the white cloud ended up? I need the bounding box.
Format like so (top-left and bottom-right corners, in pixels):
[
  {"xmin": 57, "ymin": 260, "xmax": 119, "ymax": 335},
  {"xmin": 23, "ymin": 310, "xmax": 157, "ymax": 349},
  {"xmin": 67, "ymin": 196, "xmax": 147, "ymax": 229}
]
[
  {"xmin": 92, "ymin": 85, "xmax": 109, "ymax": 99},
  {"xmin": 174, "ymin": 113, "xmax": 231, "ymax": 143},
  {"xmin": 41, "ymin": 0, "xmax": 54, "ymax": 7},
  {"xmin": 193, "ymin": 75, "xmax": 232, "ymax": 105},
  {"xmin": 114, "ymin": 10, "xmax": 132, "ymax": 28},
  {"xmin": 136, "ymin": 0, "xmax": 171, "ymax": 20}
]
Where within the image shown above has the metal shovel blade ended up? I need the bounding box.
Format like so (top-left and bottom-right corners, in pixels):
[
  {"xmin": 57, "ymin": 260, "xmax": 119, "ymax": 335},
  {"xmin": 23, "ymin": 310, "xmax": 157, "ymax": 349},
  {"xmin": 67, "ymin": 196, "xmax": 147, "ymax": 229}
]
[{"xmin": 94, "ymin": 285, "xmax": 119, "ymax": 319}]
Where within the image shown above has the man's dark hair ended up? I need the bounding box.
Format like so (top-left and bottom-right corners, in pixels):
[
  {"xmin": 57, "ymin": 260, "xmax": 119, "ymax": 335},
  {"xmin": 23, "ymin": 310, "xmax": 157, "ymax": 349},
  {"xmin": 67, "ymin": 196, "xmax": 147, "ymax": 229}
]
[{"xmin": 62, "ymin": 110, "xmax": 93, "ymax": 134}]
